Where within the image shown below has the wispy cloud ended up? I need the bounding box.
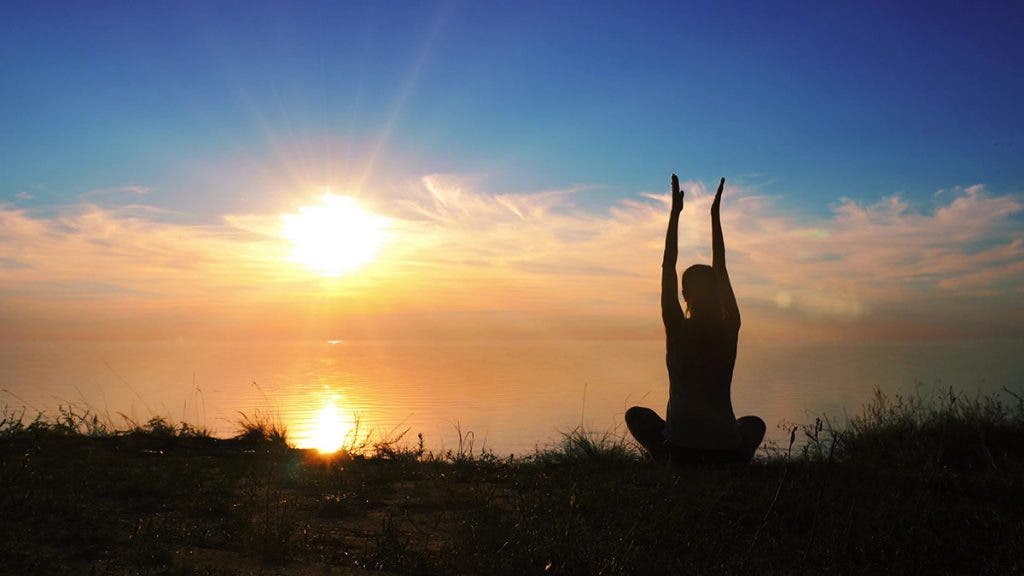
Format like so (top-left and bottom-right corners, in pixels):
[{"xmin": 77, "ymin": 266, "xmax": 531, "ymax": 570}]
[
  {"xmin": 392, "ymin": 177, "xmax": 1023, "ymax": 322},
  {"xmin": 0, "ymin": 203, "xmax": 284, "ymax": 300},
  {"xmin": 1, "ymin": 178, "xmax": 1020, "ymax": 341},
  {"xmin": 78, "ymin": 184, "xmax": 153, "ymax": 201}
]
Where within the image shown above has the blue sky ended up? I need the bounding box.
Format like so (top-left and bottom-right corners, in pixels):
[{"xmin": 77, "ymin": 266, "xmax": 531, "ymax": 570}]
[{"xmin": 3, "ymin": 1, "xmax": 1022, "ymax": 216}]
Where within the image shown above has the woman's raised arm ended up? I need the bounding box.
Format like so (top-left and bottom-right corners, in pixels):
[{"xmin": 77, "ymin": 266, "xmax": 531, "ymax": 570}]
[
  {"xmin": 711, "ymin": 177, "xmax": 741, "ymax": 329},
  {"xmin": 662, "ymin": 174, "xmax": 685, "ymax": 334}
]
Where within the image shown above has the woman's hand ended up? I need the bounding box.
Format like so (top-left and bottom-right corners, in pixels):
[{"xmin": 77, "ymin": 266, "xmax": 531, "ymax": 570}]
[
  {"xmin": 671, "ymin": 174, "xmax": 684, "ymax": 214},
  {"xmin": 710, "ymin": 177, "xmax": 725, "ymax": 216}
]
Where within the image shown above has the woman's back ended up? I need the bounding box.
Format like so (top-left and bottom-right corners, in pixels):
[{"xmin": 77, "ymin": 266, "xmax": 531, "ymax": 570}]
[{"xmin": 663, "ymin": 316, "xmax": 741, "ymax": 449}]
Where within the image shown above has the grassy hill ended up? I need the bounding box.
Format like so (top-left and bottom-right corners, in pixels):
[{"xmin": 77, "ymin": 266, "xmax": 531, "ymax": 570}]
[{"xmin": 2, "ymin": 388, "xmax": 1022, "ymax": 575}]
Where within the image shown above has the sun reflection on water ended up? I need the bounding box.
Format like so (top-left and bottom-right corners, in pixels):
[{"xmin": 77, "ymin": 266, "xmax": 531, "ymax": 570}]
[{"xmin": 298, "ymin": 394, "xmax": 355, "ymax": 454}]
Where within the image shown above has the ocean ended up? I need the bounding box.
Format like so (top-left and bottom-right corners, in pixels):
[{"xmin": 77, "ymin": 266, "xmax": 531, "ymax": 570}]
[{"xmin": 2, "ymin": 338, "xmax": 1021, "ymax": 454}]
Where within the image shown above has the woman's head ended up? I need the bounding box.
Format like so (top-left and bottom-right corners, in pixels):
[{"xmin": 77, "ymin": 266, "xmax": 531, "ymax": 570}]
[{"xmin": 681, "ymin": 264, "xmax": 717, "ymax": 316}]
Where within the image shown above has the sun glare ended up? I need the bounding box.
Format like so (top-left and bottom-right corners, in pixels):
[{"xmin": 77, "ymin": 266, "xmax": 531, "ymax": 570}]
[
  {"xmin": 308, "ymin": 396, "xmax": 353, "ymax": 454},
  {"xmin": 282, "ymin": 193, "xmax": 389, "ymax": 277}
]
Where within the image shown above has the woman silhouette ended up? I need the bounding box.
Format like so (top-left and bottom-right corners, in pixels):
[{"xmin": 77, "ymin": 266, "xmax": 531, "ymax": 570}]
[{"xmin": 626, "ymin": 175, "xmax": 765, "ymax": 464}]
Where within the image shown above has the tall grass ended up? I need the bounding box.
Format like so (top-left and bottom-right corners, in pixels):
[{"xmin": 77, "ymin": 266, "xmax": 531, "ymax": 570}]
[
  {"xmin": 0, "ymin": 403, "xmax": 263, "ymax": 447},
  {"xmin": 4, "ymin": 385, "xmax": 1023, "ymax": 468},
  {"xmin": 535, "ymin": 426, "xmax": 642, "ymax": 466},
  {"xmin": 796, "ymin": 386, "xmax": 1024, "ymax": 471},
  {"xmin": 0, "ymin": 395, "xmax": 177, "ymax": 437},
  {"xmin": 234, "ymin": 409, "xmax": 288, "ymax": 447}
]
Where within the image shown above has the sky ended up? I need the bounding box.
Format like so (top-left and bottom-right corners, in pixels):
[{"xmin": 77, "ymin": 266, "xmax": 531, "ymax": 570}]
[{"xmin": 2, "ymin": 1, "xmax": 1023, "ymax": 344}]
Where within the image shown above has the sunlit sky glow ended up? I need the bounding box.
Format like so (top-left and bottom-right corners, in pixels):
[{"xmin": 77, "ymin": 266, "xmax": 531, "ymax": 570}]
[{"xmin": 1, "ymin": 2, "xmax": 1022, "ymax": 344}]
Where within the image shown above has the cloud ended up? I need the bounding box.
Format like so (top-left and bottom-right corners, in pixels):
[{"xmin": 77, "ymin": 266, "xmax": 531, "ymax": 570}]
[
  {"xmin": 385, "ymin": 176, "xmax": 1024, "ymax": 337},
  {"xmin": 0, "ymin": 203, "xmax": 286, "ymax": 300},
  {"xmin": 78, "ymin": 185, "xmax": 152, "ymax": 201},
  {"xmin": 774, "ymin": 185, "xmax": 1023, "ymax": 308},
  {"xmin": 0, "ymin": 178, "xmax": 1021, "ymax": 341}
]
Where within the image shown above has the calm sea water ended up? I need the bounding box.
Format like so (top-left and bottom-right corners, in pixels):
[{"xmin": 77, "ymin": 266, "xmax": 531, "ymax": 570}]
[{"xmin": 2, "ymin": 339, "xmax": 1022, "ymax": 454}]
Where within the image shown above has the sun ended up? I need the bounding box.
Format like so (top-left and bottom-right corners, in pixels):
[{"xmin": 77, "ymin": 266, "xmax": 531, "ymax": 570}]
[{"xmin": 281, "ymin": 193, "xmax": 389, "ymax": 277}]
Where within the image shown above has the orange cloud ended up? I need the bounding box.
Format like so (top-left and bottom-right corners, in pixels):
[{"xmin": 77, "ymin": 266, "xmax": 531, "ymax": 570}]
[
  {"xmin": 1, "ymin": 179, "xmax": 1021, "ymax": 342},
  {"xmin": 389, "ymin": 177, "xmax": 1022, "ymax": 325}
]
